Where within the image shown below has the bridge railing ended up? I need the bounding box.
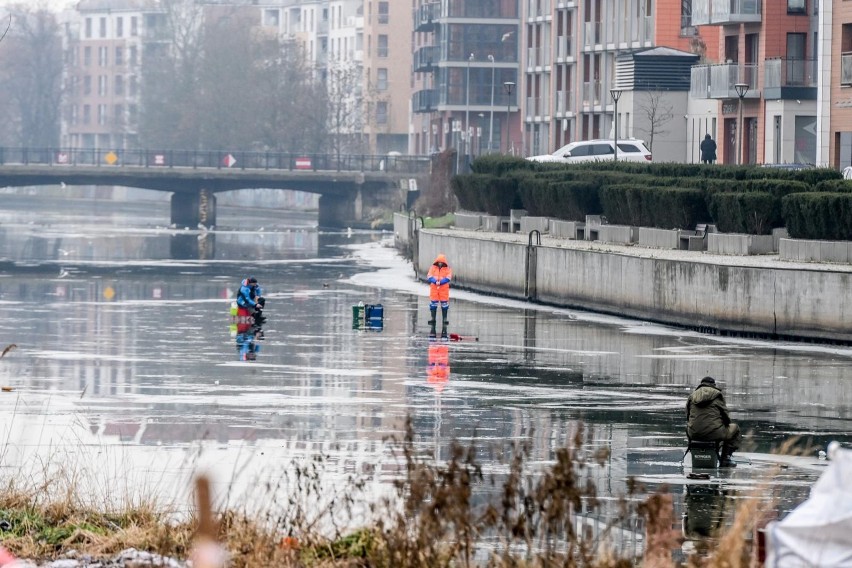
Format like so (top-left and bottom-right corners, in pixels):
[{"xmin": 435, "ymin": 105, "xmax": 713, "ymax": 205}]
[{"xmin": 0, "ymin": 147, "xmax": 433, "ymax": 175}]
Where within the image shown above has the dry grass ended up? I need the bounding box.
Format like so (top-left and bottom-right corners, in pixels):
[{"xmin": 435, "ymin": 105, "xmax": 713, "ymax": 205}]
[{"xmin": 0, "ymin": 421, "xmax": 809, "ymax": 567}]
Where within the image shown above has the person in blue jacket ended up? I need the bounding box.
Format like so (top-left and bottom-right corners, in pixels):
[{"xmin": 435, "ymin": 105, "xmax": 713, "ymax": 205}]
[{"xmin": 236, "ymin": 277, "xmax": 265, "ymax": 323}]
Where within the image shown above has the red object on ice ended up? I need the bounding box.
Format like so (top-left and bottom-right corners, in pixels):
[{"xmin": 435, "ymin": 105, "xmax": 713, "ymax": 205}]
[{"xmin": 0, "ymin": 547, "xmax": 18, "ymax": 566}]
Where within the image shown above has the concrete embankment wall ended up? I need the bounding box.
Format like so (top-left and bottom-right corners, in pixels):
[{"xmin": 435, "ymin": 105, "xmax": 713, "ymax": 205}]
[{"xmin": 416, "ymin": 230, "xmax": 852, "ymax": 343}]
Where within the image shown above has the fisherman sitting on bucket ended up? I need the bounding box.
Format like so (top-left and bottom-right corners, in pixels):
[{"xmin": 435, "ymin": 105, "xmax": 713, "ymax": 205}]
[
  {"xmin": 686, "ymin": 376, "xmax": 741, "ymax": 468},
  {"xmin": 236, "ymin": 276, "xmax": 265, "ymax": 324}
]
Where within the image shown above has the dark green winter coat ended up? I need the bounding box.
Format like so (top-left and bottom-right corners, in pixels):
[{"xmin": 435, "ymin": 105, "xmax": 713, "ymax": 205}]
[{"xmin": 686, "ymin": 384, "xmax": 731, "ymax": 441}]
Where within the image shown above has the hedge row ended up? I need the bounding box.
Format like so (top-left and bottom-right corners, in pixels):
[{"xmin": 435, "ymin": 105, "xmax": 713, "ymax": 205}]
[
  {"xmin": 453, "ymin": 155, "xmax": 852, "ymax": 238},
  {"xmin": 783, "ymin": 193, "xmax": 852, "ymax": 240}
]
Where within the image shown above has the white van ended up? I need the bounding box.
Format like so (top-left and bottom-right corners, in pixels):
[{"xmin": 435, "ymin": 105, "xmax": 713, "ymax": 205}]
[{"xmin": 527, "ymin": 139, "xmax": 652, "ymax": 164}]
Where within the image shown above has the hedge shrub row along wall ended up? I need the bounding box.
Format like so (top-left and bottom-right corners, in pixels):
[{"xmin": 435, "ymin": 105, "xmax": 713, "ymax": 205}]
[
  {"xmin": 453, "ymin": 156, "xmax": 850, "ymax": 238},
  {"xmin": 783, "ymin": 193, "xmax": 852, "ymax": 240}
]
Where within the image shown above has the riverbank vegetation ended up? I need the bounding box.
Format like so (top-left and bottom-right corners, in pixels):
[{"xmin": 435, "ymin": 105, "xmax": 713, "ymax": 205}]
[{"xmin": 0, "ymin": 420, "xmax": 776, "ymax": 567}]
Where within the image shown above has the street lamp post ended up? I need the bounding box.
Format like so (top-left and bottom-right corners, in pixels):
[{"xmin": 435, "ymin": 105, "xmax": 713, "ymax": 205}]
[
  {"xmin": 734, "ymin": 82, "xmax": 749, "ymax": 165},
  {"xmin": 609, "ymin": 88, "xmax": 622, "ymax": 162},
  {"xmin": 488, "ymin": 54, "xmax": 495, "ymax": 153},
  {"xmin": 503, "ymin": 81, "xmax": 515, "ymax": 154},
  {"xmin": 464, "ymin": 53, "xmax": 474, "ymax": 170}
]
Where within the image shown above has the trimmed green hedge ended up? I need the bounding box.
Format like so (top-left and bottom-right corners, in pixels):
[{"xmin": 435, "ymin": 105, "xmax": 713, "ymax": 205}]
[
  {"xmin": 600, "ymin": 185, "xmax": 709, "ymax": 229},
  {"xmin": 782, "ymin": 192, "xmax": 852, "ymax": 240},
  {"xmin": 453, "ymin": 156, "xmax": 851, "ymax": 238},
  {"xmin": 518, "ymin": 178, "xmax": 601, "ymax": 221},
  {"xmin": 708, "ymin": 192, "xmax": 779, "ymax": 235}
]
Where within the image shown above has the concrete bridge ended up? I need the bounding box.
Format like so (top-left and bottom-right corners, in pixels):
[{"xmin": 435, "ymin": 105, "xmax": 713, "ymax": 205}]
[{"xmin": 0, "ymin": 147, "xmax": 431, "ymax": 228}]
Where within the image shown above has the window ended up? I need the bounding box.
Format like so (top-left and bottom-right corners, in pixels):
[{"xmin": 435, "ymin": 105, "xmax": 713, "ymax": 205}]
[
  {"xmin": 131, "ymin": 17, "xmax": 138, "ymax": 36},
  {"xmin": 592, "ymin": 143, "xmax": 614, "ymax": 155},
  {"xmin": 115, "ymin": 47, "xmax": 123, "ymax": 66},
  {"xmin": 378, "ymin": 1, "xmax": 389, "ymax": 24},
  {"xmin": 85, "ymin": 18, "xmax": 92, "ymax": 38},
  {"xmin": 99, "ymin": 76, "xmax": 108, "ymax": 96},
  {"xmin": 377, "ymin": 68, "xmax": 388, "ymax": 90},
  {"xmin": 263, "ymin": 9, "xmax": 280, "ymax": 26},
  {"xmin": 115, "ymin": 104, "xmax": 123, "ymax": 124},
  {"xmin": 617, "ymin": 143, "xmax": 641, "ymax": 152},
  {"xmin": 84, "ymin": 46, "xmax": 92, "ymax": 66},
  {"xmin": 129, "ymin": 75, "xmax": 137, "ymax": 96},
  {"xmin": 116, "ymin": 17, "xmax": 123, "ymax": 37},
  {"xmin": 83, "ymin": 75, "xmax": 92, "ymax": 95},
  {"xmin": 99, "ymin": 17, "xmax": 107, "ymax": 38},
  {"xmin": 567, "ymin": 144, "xmax": 589, "ymax": 157},
  {"xmin": 129, "ymin": 46, "xmax": 138, "ymax": 66},
  {"xmin": 83, "ymin": 104, "xmax": 91, "ymax": 124},
  {"xmin": 115, "ymin": 75, "xmax": 124, "ymax": 95},
  {"xmin": 377, "ymin": 34, "xmax": 388, "ymax": 57},
  {"xmin": 98, "ymin": 104, "xmax": 107, "ymax": 125},
  {"xmin": 787, "ymin": 0, "xmax": 806, "ymax": 14},
  {"xmin": 70, "ymin": 105, "xmax": 78, "ymax": 125},
  {"xmin": 98, "ymin": 47, "xmax": 108, "ymax": 66},
  {"xmin": 376, "ymin": 101, "xmax": 388, "ymax": 124}
]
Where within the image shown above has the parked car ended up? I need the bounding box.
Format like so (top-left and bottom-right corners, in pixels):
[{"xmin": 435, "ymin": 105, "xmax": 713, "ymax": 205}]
[{"xmin": 526, "ymin": 139, "xmax": 652, "ymax": 164}]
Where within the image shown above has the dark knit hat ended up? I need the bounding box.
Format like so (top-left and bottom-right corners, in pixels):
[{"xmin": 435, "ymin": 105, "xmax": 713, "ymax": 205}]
[{"xmin": 700, "ymin": 376, "xmax": 716, "ymax": 386}]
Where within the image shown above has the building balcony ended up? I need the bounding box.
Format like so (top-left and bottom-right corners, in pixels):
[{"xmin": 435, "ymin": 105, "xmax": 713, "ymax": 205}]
[
  {"xmin": 412, "ymin": 89, "xmax": 436, "ymax": 113},
  {"xmin": 527, "ymin": 46, "xmax": 550, "ymax": 68},
  {"xmin": 414, "ymin": 2, "xmax": 441, "ymax": 32},
  {"xmin": 584, "ymin": 21, "xmax": 602, "ymax": 47},
  {"xmin": 690, "ymin": 63, "xmax": 760, "ymax": 99},
  {"xmin": 317, "ymin": 19, "xmax": 328, "ymax": 35},
  {"xmin": 555, "ymin": 35, "xmax": 574, "ymax": 60},
  {"xmin": 414, "ymin": 46, "xmax": 440, "ymax": 72},
  {"xmin": 843, "ymin": 53, "xmax": 852, "ymax": 87},
  {"xmin": 526, "ymin": 0, "xmax": 552, "ymax": 19},
  {"xmin": 555, "ymin": 90, "xmax": 574, "ymax": 116},
  {"xmin": 764, "ymin": 58, "xmax": 816, "ymax": 100},
  {"xmin": 582, "ymin": 80, "xmax": 602, "ymax": 106},
  {"xmin": 691, "ymin": 0, "xmax": 761, "ymax": 26},
  {"xmin": 525, "ymin": 96, "xmax": 550, "ymax": 119}
]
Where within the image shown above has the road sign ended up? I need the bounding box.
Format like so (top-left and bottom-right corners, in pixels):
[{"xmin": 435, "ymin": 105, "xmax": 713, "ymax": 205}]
[
  {"xmin": 105, "ymin": 151, "xmax": 118, "ymax": 165},
  {"xmin": 152, "ymin": 154, "xmax": 166, "ymax": 166},
  {"xmin": 295, "ymin": 157, "xmax": 312, "ymax": 170},
  {"xmin": 56, "ymin": 152, "xmax": 69, "ymax": 164},
  {"xmin": 222, "ymin": 153, "xmax": 237, "ymax": 168}
]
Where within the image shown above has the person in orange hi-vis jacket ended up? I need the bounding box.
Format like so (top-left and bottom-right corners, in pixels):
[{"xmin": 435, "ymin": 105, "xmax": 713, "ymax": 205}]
[{"xmin": 426, "ymin": 253, "xmax": 452, "ymax": 325}]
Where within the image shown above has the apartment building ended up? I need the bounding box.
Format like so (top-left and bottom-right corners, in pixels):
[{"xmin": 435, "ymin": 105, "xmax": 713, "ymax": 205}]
[
  {"xmin": 411, "ymin": 0, "xmax": 521, "ymax": 157},
  {"xmin": 687, "ymin": 0, "xmax": 818, "ymax": 164},
  {"xmin": 817, "ymin": 0, "xmax": 852, "ymax": 168},
  {"xmin": 522, "ymin": 0, "xmax": 717, "ymax": 158},
  {"xmin": 63, "ymin": 0, "xmax": 161, "ymax": 150}
]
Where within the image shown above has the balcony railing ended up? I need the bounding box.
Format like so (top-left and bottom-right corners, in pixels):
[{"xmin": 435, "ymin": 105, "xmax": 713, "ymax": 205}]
[
  {"xmin": 555, "ymin": 90, "xmax": 573, "ymax": 115},
  {"xmin": 527, "ymin": 46, "xmax": 550, "ymax": 68},
  {"xmin": 643, "ymin": 15, "xmax": 653, "ymax": 42},
  {"xmin": 527, "ymin": 0, "xmax": 551, "ymax": 18},
  {"xmin": 843, "ymin": 53, "xmax": 852, "ymax": 86},
  {"xmin": 412, "ymin": 89, "xmax": 436, "ymax": 113},
  {"xmin": 690, "ymin": 63, "xmax": 759, "ymax": 99},
  {"xmin": 582, "ymin": 80, "xmax": 602, "ymax": 106},
  {"xmin": 764, "ymin": 58, "xmax": 816, "ymax": 89},
  {"xmin": 414, "ymin": 2, "xmax": 440, "ymax": 31},
  {"xmin": 584, "ymin": 21, "xmax": 602, "ymax": 46},
  {"xmin": 680, "ymin": 14, "xmax": 697, "ymax": 37},
  {"xmin": 556, "ymin": 35, "xmax": 574, "ymax": 60},
  {"xmin": 413, "ymin": 45, "xmax": 440, "ymax": 72},
  {"xmin": 691, "ymin": 0, "xmax": 761, "ymax": 25}
]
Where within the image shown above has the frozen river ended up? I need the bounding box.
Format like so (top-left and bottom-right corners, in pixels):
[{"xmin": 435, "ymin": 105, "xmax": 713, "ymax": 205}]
[{"xmin": 0, "ymin": 193, "xmax": 850, "ymax": 550}]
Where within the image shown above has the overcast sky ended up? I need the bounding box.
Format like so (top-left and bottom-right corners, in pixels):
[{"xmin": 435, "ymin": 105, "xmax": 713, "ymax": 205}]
[{"xmin": 0, "ymin": 0, "xmax": 76, "ymax": 10}]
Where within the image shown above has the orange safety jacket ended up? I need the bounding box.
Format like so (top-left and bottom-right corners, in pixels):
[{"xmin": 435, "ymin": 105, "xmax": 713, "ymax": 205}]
[{"xmin": 426, "ymin": 254, "xmax": 452, "ymax": 302}]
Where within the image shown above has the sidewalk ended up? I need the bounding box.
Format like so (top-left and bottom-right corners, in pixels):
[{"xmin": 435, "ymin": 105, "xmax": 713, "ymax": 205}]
[{"xmin": 430, "ymin": 228, "xmax": 852, "ymax": 274}]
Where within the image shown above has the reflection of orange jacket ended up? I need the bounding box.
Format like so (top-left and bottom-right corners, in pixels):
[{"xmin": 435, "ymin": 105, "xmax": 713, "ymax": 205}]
[
  {"xmin": 426, "ymin": 254, "xmax": 452, "ymax": 302},
  {"xmin": 427, "ymin": 344, "xmax": 449, "ymax": 392}
]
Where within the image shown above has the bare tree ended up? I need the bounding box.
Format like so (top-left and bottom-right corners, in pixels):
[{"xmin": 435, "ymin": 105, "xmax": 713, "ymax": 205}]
[
  {"xmin": 635, "ymin": 91, "xmax": 674, "ymax": 153},
  {"xmin": 0, "ymin": 4, "xmax": 62, "ymax": 147},
  {"xmin": 326, "ymin": 58, "xmax": 369, "ymax": 160}
]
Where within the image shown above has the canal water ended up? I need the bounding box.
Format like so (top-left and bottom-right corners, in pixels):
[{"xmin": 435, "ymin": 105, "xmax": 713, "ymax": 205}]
[{"xmin": 0, "ymin": 192, "xmax": 850, "ymax": 556}]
